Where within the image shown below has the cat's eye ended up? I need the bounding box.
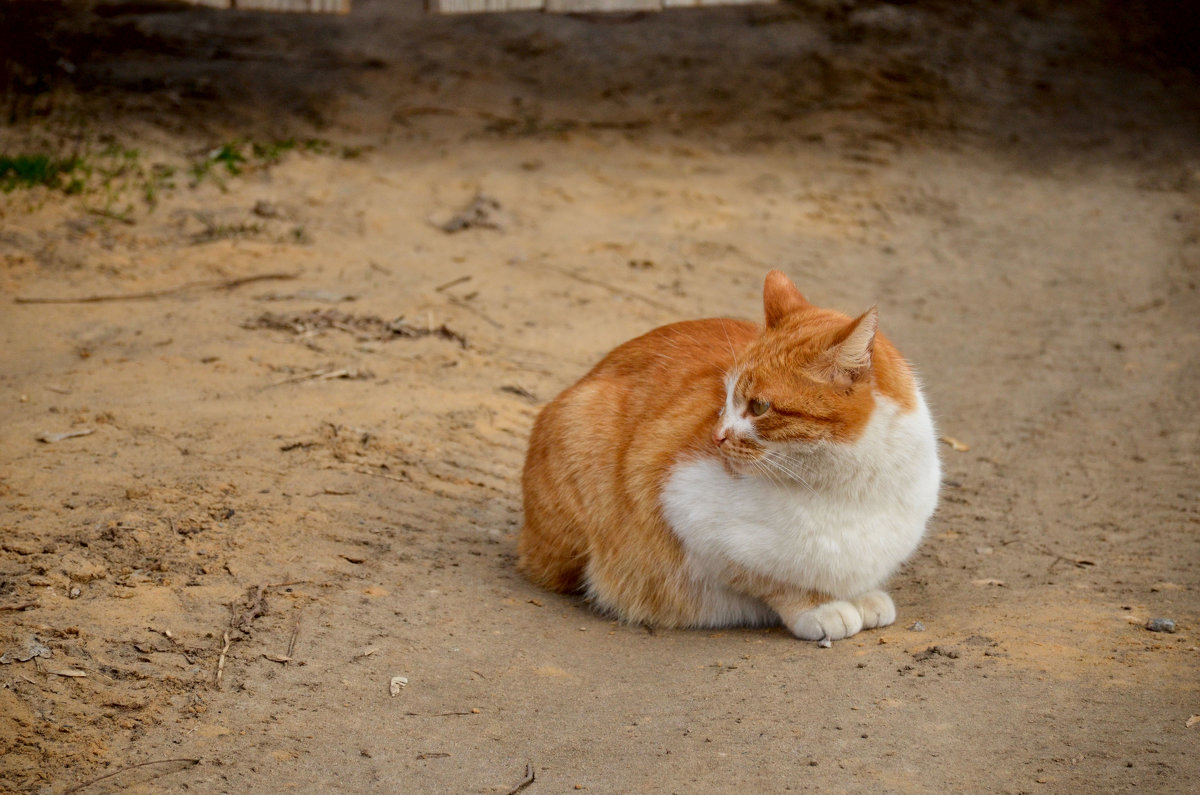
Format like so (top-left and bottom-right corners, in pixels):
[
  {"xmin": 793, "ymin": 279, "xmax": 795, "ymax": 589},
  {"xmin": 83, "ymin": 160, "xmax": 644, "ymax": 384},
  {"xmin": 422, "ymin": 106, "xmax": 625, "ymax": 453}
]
[{"xmin": 748, "ymin": 398, "xmax": 771, "ymax": 417}]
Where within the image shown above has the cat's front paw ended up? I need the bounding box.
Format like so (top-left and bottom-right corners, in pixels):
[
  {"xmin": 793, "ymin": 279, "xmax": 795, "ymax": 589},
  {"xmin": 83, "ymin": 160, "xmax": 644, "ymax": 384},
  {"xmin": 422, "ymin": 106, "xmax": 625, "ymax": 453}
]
[
  {"xmin": 787, "ymin": 600, "xmax": 864, "ymax": 641},
  {"xmin": 854, "ymin": 590, "xmax": 896, "ymax": 630}
]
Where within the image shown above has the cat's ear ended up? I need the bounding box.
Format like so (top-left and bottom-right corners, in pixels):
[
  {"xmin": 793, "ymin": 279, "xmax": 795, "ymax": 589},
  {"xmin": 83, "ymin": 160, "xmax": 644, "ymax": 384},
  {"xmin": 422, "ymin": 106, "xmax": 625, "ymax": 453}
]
[
  {"xmin": 813, "ymin": 307, "xmax": 878, "ymax": 384},
  {"xmin": 763, "ymin": 270, "xmax": 811, "ymax": 328}
]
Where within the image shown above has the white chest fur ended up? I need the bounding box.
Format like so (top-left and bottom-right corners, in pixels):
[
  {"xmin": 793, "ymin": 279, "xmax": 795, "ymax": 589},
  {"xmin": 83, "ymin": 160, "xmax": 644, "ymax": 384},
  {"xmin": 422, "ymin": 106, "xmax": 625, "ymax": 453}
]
[{"xmin": 661, "ymin": 394, "xmax": 940, "ymax": 621}]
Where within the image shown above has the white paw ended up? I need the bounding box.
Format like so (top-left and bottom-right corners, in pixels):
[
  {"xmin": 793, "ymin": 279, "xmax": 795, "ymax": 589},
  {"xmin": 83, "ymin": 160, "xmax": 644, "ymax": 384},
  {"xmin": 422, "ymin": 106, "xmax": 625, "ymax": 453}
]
[
  {"xmin": 788, "ymin": 600, "xmax": 864, "ymax": 641},
  {"xmin": 854, "ymin": 590, "xmax": 896, "ymax": 630}
]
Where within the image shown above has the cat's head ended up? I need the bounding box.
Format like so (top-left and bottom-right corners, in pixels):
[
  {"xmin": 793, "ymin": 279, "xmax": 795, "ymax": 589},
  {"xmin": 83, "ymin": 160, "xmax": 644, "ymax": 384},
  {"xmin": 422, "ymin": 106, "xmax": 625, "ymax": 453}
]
[{"xmin": 712, "ymin": 270, "xmax": 887, "ymax": 471}]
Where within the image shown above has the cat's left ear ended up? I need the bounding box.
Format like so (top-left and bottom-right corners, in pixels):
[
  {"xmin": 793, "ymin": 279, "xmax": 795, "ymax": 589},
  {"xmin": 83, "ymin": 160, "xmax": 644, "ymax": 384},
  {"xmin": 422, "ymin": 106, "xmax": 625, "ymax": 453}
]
[
  {"xmin": 763, "ymin": 270, "xmax": 811, "ymax": 328},
  {"xmin": 815, "ymin": 307, "xmax": 878, "ymax": 384}
]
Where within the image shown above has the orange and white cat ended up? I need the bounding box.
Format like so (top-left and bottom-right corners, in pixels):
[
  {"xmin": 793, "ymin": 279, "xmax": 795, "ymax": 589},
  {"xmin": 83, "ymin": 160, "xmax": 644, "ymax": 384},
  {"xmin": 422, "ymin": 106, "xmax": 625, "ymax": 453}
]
[{"xmin": 519, "ymin": 270, "xmax": 939, "ymax": 641}]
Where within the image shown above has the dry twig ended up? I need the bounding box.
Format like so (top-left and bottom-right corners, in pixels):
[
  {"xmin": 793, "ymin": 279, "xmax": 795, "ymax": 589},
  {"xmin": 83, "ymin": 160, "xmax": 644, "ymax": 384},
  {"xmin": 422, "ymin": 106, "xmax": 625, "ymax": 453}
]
[
  {"xmin": 213, "ymin": 581, "xmax": 304, "ymax": 687},
  {"xmin": 505, "ymin": 764, "xmax": 536, "ymax": 795},
  {"xmin": 0, "ymin": 601, "xmax": 40, "ymax": 612},
  {"xmin": 265, "ymin": 367, "xmax": 373, "ymax": 389},
  {"xmin": 214, "ymin": 630, "xmax": 231, "ymax": 688},
  {"xmin": 86, "ymin": 207, "xmax": 137, "ymax": 225},
  {"xmin": 447, "ymin": 294, "xmax": 504, "ymax": 329},
  {"xmin": 285, "ymin": 614, "xmax": 301, "ymax": 666},
  {"xmin": 434, "ymin": 274, "xmax": 472, "ymax": 292},
  {"xmin": 15, "ymin": 272, "xmax": 298, "ymax": 305},
  {"xmin": 352, "ymin": 467, "xmax": 412, "ymax": 484},
  {"xmin": 61, "ymin": 758, "xmax": 200, "ymax": 794}
]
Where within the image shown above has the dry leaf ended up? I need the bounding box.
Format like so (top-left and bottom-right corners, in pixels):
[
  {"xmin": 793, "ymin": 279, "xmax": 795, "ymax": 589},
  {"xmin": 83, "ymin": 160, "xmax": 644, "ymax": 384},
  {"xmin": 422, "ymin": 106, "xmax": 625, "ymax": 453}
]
[
  {"xmin": 940, "ymin": 435, "xmax": 970, "ymax": 452},
  {"xmin": 1186, "ymin": 715, "xmax": 1200, "ymax": 729},
  {"xmin": 389, "ymin": 675, "xmax": 408, "ymax": 697},
  {"xmin": 46, "ymin": 667, "xmax": 88, "ymax": 678},
  {"xmin": 0, "ymin": 638, "xmax": 52, "ymax": 664},
  {"xmin": 263, "ymin": 654, "xmax": 292, "ymax": 663},
  {"xmin": 35, "ymin": 429, "xmax": 95, "ymax": 443}
]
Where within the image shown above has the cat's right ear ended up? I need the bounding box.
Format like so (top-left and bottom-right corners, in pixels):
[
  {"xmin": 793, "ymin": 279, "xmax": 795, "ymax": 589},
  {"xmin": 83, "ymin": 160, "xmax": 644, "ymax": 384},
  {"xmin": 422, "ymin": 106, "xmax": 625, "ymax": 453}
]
[
  {"xmin": 809, "ymin": 306, "xmax": 878, "ymax": 385},
  {"xmin": 763, "ymin": 270, "xmax": 810, "ymax": 329}
]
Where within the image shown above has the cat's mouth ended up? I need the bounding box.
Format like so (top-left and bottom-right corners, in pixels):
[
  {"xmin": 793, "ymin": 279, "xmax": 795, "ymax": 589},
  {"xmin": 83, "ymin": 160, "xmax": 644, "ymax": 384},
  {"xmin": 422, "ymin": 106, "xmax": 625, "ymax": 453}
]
[{"xmin": 715, "ymin": 438, "xmax": 765, "ymax": 475}]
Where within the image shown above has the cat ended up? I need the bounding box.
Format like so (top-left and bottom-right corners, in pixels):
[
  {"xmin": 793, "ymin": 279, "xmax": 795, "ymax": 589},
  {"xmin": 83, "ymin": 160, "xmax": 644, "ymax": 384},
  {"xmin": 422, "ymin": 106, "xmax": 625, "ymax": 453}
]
[{"xmin": 518, "ymin": 270, "xmax": 940, "ymax": 641}]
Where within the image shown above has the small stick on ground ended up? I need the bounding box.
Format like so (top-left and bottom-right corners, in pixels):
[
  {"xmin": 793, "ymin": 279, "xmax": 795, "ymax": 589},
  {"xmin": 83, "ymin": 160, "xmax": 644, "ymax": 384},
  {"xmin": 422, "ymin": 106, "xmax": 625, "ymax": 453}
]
[
  {"xmin": 447, "ymin": 294, "xmax": 504, "ymax": 329},
  {"xmin": 61, "ymin": 757, "xmax": 200, "ymax": 795},
  {"xmin": 285, "ymin": 614, "xmax": 301, "ymax": 667},
  {"xmin": 351, "ymin": 467, "xmax": 412, "ymax": 484},
  {"xmin": 434, "ymin": 274, "xmax": 472, "ymax": 292},
  {"xmin": 500, "ymin": 385, "xmax": 537, "ymax": 401},
  {"xmin": 264, "ymin": 367, "xmax": 370, "ymax": 389},
  {"xmin": 14, "ymin": 272, "xmax": 299, "ymax": 305},
  {"xmin": 517, "ymin": 260, "xmax": 676, "ymax": 312},
  {"xmin": 506, "ymin": 764, "xmax": 536, "ymax": 795},
  {"xmin": 557, "ymin": 266, "xmax": 676, "ymax": 311},
  {"xmin": 214, "ymin": 630, "xmax": 231, "ymax": 689},
  {"xmin": 0, "ymin": 601, "xmax": 40, "ymax": 612},
  {"xmin": 86, "ymin": 207, "xmax": 137, "ymax": 225}
]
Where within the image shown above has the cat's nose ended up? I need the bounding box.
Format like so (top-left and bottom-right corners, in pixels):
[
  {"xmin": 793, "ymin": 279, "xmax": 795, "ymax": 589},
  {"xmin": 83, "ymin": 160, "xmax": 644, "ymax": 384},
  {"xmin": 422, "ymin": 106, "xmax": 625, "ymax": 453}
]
[{"xmin": 712, "ymin": 429, "xmax": 727, "ymax": 447}]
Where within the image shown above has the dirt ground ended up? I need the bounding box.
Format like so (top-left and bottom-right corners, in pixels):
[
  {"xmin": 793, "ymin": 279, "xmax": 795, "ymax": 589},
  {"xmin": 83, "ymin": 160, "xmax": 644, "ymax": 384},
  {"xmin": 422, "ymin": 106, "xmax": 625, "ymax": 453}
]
[{"xmin": 1, "ymin": 0, "xmax": 1198, "ymax": 792}]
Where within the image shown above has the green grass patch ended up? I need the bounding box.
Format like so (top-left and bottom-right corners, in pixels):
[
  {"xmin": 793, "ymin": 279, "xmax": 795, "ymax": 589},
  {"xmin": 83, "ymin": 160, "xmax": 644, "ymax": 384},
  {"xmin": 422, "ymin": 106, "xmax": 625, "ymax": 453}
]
[
  {"xmin": 190, "ymin": 138, "xmax": 345, "ymax": 187},
  {"xmin": 0, "ymin": 154, "xmax": 85, "ymax": 193},
  {"xmin": 3, "ymin": 137, "xmax": 361, "ymax": 224}
]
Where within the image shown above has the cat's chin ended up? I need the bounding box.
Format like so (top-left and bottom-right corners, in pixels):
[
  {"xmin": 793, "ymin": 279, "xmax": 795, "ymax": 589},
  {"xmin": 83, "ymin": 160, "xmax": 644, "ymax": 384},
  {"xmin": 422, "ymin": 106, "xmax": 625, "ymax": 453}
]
[
  {"xmin": 716, "ymin": 453, "xmax": 762, "ymax": 478},
  {"xmin": 716, "ymin": 445, "xmax": 818, "ymax": 485},
  {"xmin": 717, "ymin": 455, "xmax": 741, "ymax": 477}
]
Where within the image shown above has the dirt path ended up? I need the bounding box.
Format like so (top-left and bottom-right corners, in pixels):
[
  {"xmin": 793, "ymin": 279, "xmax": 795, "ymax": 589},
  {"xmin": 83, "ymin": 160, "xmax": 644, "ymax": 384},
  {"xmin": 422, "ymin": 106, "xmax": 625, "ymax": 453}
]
[{"xmin": 1, "ymin": 1, "xmax": 1198, "ymax": 792}]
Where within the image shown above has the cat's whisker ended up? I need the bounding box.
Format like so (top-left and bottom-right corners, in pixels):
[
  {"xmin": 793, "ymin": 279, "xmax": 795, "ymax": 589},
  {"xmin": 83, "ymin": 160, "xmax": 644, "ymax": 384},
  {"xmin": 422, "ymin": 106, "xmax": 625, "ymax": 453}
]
[
  {"xmin": 746, "ymin": 452, "xmax": 788, "ymax": 485},
  {"xmin": 746, "ymin": 456, "xmax": 784, "ymax": 486},
  {"xmin": 772, "ymin": 450, "xmax": 825, "ymax": 484},
  {"xmin": 758, "ymin": 456, "xmax": 803, "ymax": 489},
  {"xmin": 762, "ymin": 461, "xmax": 802, "ymax": 491},
  {"xmin": 759, "ymin": 450, "xmax": 819, "ymax": 494}
]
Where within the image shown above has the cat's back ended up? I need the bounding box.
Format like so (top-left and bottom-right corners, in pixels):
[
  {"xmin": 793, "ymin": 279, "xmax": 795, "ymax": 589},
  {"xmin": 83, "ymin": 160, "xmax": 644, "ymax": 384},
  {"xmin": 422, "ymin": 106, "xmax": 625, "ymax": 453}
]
[
  {"xmin": 583, "ymin": 317, "xmax": 759, "ymax": 385},
  {"xmin": 531, "ymin": 317, "xmax": 759, "ymax": 462}
]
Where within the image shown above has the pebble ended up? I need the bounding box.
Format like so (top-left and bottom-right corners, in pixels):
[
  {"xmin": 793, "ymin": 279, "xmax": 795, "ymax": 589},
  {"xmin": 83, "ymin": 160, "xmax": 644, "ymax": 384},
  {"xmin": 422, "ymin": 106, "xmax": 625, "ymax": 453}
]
[
  {"xmin": 1145, "ymin": 618, "xmax": 1177, "ymax": 633},
  {"xmin": 908, "ymin": 621, "xmax": 926, "ymax": 632}
]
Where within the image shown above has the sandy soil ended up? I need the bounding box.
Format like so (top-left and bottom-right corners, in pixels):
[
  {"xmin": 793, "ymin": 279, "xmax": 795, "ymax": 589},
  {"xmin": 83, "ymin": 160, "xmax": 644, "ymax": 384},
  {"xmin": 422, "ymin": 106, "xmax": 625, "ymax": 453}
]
[{"xmin": 1, "ymin": 1, "xmax": 1198, "ymax": 792}]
